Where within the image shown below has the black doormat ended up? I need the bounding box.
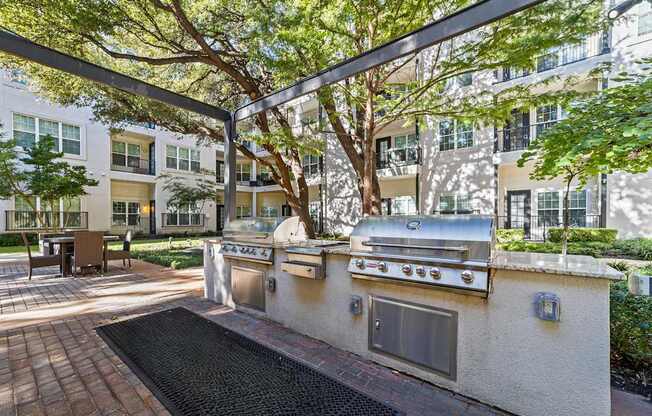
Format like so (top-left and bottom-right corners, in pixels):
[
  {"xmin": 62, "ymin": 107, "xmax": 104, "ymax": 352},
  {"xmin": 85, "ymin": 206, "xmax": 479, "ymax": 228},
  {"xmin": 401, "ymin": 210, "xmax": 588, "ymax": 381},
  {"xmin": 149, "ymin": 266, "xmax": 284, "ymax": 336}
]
[{"xmin": 96, "ymin": 307, "xmax": 402, "ymax": 416}]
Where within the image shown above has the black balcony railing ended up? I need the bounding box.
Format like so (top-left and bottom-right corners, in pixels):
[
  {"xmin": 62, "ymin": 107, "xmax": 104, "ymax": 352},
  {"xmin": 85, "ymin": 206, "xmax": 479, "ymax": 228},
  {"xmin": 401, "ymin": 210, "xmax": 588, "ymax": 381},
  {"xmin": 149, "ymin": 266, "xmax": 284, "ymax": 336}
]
[
  {"xmin": 111, "ymin": 215, "xmax": 152, "ymax": 235},
  {"xmin": 376, "ymin": 146, "xmax": 421, "ymax": 170},
  {"xmin": 111, "ymin": 153, "xmax": 155, "ymax": 175},
  {"xmin": 5, "ymin": 211, "xmax": 88, "ymax": 231},
  {"xmin": 161, "ymin": 213, "xmax": 206, "ymax": 228},
  {"xmin": 496, "ymin": 214, "xmax": 602, "ymax": 241},
  {"xmin": 256, "ymin": 174, "xmax": 277, "ymax": 186},
  {"xmin": 497, "ymin": 122, "xmax": 562, "ymax": 153}
]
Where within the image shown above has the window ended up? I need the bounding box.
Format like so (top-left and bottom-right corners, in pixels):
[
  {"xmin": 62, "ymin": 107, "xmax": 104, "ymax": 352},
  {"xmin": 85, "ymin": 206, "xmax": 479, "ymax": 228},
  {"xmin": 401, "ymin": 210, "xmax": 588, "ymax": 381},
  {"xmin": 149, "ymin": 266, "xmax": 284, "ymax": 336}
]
[
  {"xmin": 302, "ymin": 154, "xmax": 320, "ymax": 176},
  {"xmin": 438, "ymin": 194, "xmax": 473, "ymax": 214},
  {"xmin": 112, "ymin": 201, "xmax": 140, "ymax": 226},
  {"xmin": 439, "ymin": 120, "xmax": 473, "ymax": 151},
  {"xmin": 537, "ymin": 49, "xmax": 559, "ymax": 72},
  {"xmin": 537, "ymin": 191, "xmax": 560, "ymax": 226},
  {"xmin": 500, "ymin": 67, "xmax": 529, "ymax": 82},
  {"xmin": 261, "ymin": 206, "xmax": 279, "ymax": 217},
  {"xmin": 12, "ymin": 113, "xmax": 81, "ymax": 155},
  {"xmin": 167, "ymin": 203, "xmax": 200, "ymax": 226},
  {"xmin": 216, "ymin": 160, "xmax": 225, "ymax": 183},
  {"xmin": 309, "ymin": 201, "xmax": 321, "ymax": 230},
  {"xmin": 166, "ymin": 145, "xmax": 200, "ymax": 172},
  {"xmin": 640, "ymin": 2, "xmax": 652, "ymax": 35},
  {"xmin": 535, "ymin": 105, "xmax": 559, "ymax": 136},
  {"xmin": 236, "ymin": 162, "xmax": 251, "ymax": 183},
  {"xmin": 391, "ymin": 196, "xmax": 417, "ymax": 216},
  {"xmin": 457, "ymin": 72, "xmax": 473, "ymax": 86},
  {"xmin": 391, "ymin": 134, "xmax": 419, "ymax": 164},
  {"xmin": 236, "ymin": 206, "xmax": 251, "ymax": 219},
  {"xmin": 112, "ymin": 141, "xmax": 141, "ymax": 168},
  {"xmin": 569, "ymin": 190, "xmax": 587, "ymax": 227}
]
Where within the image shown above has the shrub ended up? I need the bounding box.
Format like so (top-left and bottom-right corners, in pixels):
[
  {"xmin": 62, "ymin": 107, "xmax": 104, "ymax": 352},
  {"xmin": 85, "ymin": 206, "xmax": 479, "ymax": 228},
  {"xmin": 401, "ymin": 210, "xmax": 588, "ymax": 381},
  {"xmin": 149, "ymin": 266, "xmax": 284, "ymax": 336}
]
[
  {"xmin": 610, "ymin": 280, "xmax": 652, "ymax": 370},
  {"xmin": 0, "ymin": 233, "xmax": 37, "ymax": 247},
  {"xmin": 608, "ymin": 260, "xmax": 632, "ymax": 273},
  {"xmin": 496, "ymin": 229, "xmax": 524, "ymax": 243},
  {"xmin": 611, "ymin": 239, "xmax": 652, "ymax": 261},
  {"xmin": 547, "ymin": 228, "xmax": 618, "ymax": 244}
]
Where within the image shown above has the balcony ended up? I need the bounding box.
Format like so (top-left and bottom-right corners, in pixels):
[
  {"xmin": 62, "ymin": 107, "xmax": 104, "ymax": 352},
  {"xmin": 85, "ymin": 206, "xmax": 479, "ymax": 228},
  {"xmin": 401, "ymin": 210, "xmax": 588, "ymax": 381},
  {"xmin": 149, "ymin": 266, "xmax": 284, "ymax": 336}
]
[
  {"xmin": 496, "ymin": 122, "xmax": 561, "ymax": 153},
  {"xmin": 111, "ymin": 153, "xmax": 155, "ymax": 175},
  {"xmin": 5, "ymin": 211, "xmax": 88, "ymax": 232},
  {"xmin": 376, "ymin": 146, "xmax": 421, "ymax": 170},
  {"xmin": 111, "ymin": 215, "xmax": 152, "ymax": 235},
  {"xmin": 496, "ymin": 214, "xmax": 601, "ymax": 241},
  {"xmin": 495, "ymin": 33, "xmax": 610, "ymax": 83},
  {"xmin": 161, "ymin": 213, "xmax": 206, "ymax": 228}
]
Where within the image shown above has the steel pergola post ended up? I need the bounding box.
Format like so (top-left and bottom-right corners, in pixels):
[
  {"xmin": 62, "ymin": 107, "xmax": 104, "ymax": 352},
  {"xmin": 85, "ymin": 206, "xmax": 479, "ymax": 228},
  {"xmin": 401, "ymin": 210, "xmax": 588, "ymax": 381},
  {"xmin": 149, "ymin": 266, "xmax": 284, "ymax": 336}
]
[{"xmin": 223, "ymin": 118, "xmax": 237, "ymax": 225}]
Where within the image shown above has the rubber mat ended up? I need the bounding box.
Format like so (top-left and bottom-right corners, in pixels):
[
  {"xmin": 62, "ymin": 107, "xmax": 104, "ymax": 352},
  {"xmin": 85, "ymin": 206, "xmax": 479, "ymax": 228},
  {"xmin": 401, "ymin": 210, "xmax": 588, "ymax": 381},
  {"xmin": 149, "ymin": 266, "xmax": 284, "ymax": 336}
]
[{"xmin": 96, "ymin": 307, "xmax": 402, "ymax": 416}]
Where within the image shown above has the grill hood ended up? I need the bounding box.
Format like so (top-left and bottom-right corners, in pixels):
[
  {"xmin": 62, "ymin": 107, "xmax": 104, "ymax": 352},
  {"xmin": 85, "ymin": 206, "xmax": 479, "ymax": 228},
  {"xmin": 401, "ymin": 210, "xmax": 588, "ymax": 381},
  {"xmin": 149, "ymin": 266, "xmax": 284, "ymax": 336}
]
[{"xmin": 222, "ymin": 216, "xmax": 307, "ymax": 245}]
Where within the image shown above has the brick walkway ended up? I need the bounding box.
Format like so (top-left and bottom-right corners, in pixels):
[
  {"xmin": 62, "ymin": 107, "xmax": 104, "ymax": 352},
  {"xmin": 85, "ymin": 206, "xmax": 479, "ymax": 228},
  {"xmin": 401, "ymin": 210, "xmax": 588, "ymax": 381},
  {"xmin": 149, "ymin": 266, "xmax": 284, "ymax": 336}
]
[{"xmin": 0, "ymin": 259, "xmax": 548, "ymax": 415}]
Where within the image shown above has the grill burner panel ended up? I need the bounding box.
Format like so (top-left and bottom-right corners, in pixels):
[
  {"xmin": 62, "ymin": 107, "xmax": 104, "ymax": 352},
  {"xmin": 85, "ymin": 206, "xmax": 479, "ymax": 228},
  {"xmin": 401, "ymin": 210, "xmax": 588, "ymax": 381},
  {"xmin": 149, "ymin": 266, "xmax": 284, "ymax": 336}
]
[
  {"xmin": 349, "ymin": 215, "xmax": 493, "ymax": 296},
  {"xmin": 219, "ymin": 243, "xmax": 272, "ymax": 264}
]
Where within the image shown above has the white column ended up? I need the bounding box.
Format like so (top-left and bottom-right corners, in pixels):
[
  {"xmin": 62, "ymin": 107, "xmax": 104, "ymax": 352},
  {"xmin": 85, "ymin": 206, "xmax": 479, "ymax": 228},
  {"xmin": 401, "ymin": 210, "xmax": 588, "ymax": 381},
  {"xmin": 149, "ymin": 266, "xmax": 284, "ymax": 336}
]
[{"xmin": 251, "ymin": 190, "xmax": 257, "ymax": 218}]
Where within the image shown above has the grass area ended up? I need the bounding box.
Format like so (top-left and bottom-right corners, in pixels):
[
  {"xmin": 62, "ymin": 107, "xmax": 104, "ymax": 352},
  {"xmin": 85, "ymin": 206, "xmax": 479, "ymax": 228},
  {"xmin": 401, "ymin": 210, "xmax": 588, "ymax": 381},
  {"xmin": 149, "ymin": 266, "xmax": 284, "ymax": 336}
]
[
  {"xmin": 0, "ymin": 245, "xmax": 38, "ymax": 254},
  {"xmin": 109, "ymin": 236, "xmax": 207, "ymax": 269}
]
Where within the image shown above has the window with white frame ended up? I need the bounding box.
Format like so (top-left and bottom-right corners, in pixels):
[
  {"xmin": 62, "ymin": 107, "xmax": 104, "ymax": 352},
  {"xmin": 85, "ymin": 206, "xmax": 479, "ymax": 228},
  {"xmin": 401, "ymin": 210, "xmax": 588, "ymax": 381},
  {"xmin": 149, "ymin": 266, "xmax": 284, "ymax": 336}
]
[
  {"xmin": 13, "ymin": 113, "xmax": 81, "ymax": 155},
  {"xmin": 391, "ymin": 196, "xmax": 417, "ymax": 216},
  {"xmin": 302, "ymin": 154, "xmax": 320, "ymax": 176},
  {"xmin": 236, "ymin": 162, "xmax": 251, "ymax": 182},
  {"xmin": 569, "ymin": 190, "xmax": 587, "ymax": 226},
  {"xmin": 166, "ymin": 202, "xmax": 200, "ymax": 226},
  {"xmin": 391, "ymin": 134, "xmax": 419, "ymax": 164},
  {"xmin": 438, "ymin": 194, "xmax": 473, "ymax": 214},
  {"xmin": 260, "ymin": 206, "xmax": 279, "ymax": 217},
  {"xmin": 640, "ymin": 2, "xmax": 652, "ymax": 35},
  {"xmin": 309, "ymin": 201, "xmax": 321, "ymax": 229},
  {"xmin": 112, "ymin": 201, "xmax": 140, "ymax": 226},
  {"xmin": 165, "ymin": 145, "xmax": 200, "ymax": 172},
  {"xmin": 535, "ymin": 105, "xmax": 559, "ymax": 136},
  {"xmin": 236, "ymin": 206, "xmax": 251, "ymax": 219},
  {"xmin": 457, "ymin": 72, "xmax": 473, "ymax": 86},
  {"xmin": 537, "ymin": 191, "xmax": 560, "ymax": 226},
  {"xmin": 112, "ymin": 141, "xmax": 142, "ymax": 168},
  {"xmin": 439, "ymin": 120, "xmax": 473, "ymax": 151}
]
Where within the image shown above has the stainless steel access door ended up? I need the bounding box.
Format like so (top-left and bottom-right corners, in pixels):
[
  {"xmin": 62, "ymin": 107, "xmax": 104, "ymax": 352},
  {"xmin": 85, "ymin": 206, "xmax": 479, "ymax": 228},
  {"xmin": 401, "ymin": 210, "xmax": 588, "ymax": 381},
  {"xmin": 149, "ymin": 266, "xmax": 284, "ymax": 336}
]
[
  {"xmin": 231, "ymin": 265, "xmax": 265, "ymax": 312},
  {"xmin": 369, "ymin": 296, "xmax": 457, "ymax": 380}
]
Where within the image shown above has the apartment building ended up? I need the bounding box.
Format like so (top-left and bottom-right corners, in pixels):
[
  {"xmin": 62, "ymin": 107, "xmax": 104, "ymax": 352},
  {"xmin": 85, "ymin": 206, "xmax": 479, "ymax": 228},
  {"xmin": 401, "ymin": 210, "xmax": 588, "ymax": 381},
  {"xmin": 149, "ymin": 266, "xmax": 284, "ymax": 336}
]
[{"xmin": 1, "ymin": 2, "xmax": 650, "ymax": 240}]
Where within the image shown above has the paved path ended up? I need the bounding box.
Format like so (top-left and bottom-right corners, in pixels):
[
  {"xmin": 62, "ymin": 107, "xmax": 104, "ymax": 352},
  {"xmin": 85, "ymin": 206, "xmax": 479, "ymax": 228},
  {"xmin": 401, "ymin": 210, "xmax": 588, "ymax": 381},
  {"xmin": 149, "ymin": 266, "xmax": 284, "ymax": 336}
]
[{"xmin": 0, "ymin": 259, "xmax": 649, "ymax": 415}]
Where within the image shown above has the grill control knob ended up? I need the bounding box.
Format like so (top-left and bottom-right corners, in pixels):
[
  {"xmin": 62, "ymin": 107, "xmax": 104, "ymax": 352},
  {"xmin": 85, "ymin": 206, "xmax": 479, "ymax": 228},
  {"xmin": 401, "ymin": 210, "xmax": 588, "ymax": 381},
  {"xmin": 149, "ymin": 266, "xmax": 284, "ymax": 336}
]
[
  {"xmin": 461, "ymin": 270, "xmax": 475, "ymax": 284},
  {"xmin": 240, "ymin": 247, "xmax": 246, "ymax": 253},
  {"xmin": 415, "ymin": 266, "xmax": 426, "ymax": 277},
  {"xmin": 251, "ymin": 248, "xmax": 257, "ymax": 255},
  {"xmin": 355, "ymin": 259, "xmax": 365, "ymax": 269},
  {"xmin": 429, "ymin": 267, "xmax": 441, "ymax": 279},
  {"xmin": 401, "ymin": 264, "xmax": 412, "ymax": 275},
  {"xmin": 377, "ymin": 262, "xmax": 388, "ymax": 272}
]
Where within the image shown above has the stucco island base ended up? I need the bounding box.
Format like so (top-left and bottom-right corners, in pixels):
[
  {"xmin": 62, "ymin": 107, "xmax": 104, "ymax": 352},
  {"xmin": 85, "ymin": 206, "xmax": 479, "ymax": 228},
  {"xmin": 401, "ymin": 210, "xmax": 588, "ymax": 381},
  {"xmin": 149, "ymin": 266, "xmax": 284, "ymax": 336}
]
[{"xmin": 204, "ymin": 242, "xmax": 619, "ymax": 416}]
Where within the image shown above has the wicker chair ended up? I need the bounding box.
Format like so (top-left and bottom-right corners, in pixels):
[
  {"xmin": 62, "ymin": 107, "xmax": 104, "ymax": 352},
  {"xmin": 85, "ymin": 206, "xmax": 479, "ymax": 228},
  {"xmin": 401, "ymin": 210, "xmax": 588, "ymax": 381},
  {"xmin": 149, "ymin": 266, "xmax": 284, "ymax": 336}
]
[
  {"xmin": 71, "ymin": 231, "xmax": 104, "ymax": 276},
  {"xmin": 21, "ymin": 232, "xmax": 60, "ymax": 280},
  {"xmin": 106, "ymin": 230, "xmax": 132, "ymax": 268}
]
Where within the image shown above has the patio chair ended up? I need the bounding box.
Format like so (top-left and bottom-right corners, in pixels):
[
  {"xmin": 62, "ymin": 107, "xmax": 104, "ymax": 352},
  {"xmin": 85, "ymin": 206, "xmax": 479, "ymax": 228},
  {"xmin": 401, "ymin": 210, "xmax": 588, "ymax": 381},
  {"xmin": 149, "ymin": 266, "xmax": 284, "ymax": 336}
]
[
  {"xmin": 71, "ymin": 231, "xmax": 104, "ymax": 276},
  {"xmin": 21, "ymin": 232, "xmax": 60, "ymax": 280},
  {"xmin": 106, "ymin": 230, "xmax": 132, "ymax": 268}
]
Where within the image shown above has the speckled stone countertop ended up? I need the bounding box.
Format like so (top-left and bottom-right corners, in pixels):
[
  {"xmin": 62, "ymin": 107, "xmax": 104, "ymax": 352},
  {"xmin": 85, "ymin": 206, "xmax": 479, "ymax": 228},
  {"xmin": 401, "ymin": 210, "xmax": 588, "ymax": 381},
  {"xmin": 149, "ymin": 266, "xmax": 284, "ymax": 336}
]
[{"xmin": 491, "ymin": 251, "xmax": 624, "ymax": 280}]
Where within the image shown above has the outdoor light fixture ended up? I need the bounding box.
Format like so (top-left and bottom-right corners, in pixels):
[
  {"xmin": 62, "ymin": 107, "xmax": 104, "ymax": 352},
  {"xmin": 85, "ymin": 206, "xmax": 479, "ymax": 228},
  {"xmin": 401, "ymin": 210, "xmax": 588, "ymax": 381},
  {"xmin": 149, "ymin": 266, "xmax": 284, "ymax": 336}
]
[{"xmin": 608, "ymin": 0, "xmax": 647, "ymax": 19}]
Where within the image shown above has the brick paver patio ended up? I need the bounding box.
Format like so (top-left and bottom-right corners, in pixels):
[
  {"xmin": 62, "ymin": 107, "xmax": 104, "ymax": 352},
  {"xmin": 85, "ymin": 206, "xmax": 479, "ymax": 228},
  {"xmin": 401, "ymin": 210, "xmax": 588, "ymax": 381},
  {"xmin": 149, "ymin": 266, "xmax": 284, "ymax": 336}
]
[{"xmin": 3, "ymin": 257, "xmax": 615, "ymax": 416}]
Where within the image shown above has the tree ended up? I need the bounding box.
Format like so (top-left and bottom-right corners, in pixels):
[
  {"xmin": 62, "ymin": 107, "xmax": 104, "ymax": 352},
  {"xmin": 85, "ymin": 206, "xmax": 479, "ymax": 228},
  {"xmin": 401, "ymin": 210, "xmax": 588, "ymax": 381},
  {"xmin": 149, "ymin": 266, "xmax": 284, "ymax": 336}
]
[
  {"xmin": 253, "ymin": 0, "xmax": 606, "ymax": 215},
  {"xmin": 159, "ymin": 170, "xmax": 221, "ymax": 215},
  {"xmin": 0, "ymin": 134, "xmax": 99, "ymax": 230},
  {"xmin": 518, "ymin": 58, "xmax": 652, "ymax": 254}
]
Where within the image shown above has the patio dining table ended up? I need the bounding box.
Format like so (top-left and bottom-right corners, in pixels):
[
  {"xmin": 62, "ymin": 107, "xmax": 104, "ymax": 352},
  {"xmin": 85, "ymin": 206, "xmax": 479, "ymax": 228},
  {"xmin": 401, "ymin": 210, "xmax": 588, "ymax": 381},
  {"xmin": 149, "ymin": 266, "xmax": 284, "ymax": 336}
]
[{"xmin": 46, "ymin": 235, "xmax": 120, "ymax": 276}]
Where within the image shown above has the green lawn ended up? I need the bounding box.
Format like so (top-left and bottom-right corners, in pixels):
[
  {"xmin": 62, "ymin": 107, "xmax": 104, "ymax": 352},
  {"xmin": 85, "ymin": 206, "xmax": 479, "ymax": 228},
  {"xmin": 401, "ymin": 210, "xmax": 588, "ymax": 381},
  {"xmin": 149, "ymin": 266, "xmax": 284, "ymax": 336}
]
[
  {"xmin": 0, "ymin": 245, "xmax": 38, "ymax": 254},
  {"xmin": 109, "ymin": 236, "xmax": 208, "ymax": 269}
]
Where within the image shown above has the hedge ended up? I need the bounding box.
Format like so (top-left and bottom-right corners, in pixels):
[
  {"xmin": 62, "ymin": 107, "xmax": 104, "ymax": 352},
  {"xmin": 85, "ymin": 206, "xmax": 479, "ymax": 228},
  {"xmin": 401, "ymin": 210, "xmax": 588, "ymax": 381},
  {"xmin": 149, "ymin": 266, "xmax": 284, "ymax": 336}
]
[
  {"xmin": 610, "ymin": 280, "xmax": 652, "ymax": 371},
  {"xmin": 496, "ymin": 229, "xmax": 524, "ymax": 243},
  {"xmin": 547, "ymin": 228, "xmax": 618, "ymax": 244},
  {"xmin": 0, "ymin": 233, "xmax": 37, "ymax": 247}
]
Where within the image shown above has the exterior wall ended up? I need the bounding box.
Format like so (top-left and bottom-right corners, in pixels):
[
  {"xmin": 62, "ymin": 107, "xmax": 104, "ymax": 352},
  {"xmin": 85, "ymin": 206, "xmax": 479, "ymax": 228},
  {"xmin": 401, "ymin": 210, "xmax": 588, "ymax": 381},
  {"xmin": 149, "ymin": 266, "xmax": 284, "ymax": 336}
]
[
  {"xmin": 323, "ymin": 133, "xmax": 361, "ymax": 235},
  {"xmin": 205, "ymin": 245, "xmax": 612, "ymax": 416},
  {"xmin": 256, "ymin": 191, "xmax": 286, "ymax": 217},
  {"xmin": 607, "ymin": 171, "xmax": 652, "ymax": 238}
]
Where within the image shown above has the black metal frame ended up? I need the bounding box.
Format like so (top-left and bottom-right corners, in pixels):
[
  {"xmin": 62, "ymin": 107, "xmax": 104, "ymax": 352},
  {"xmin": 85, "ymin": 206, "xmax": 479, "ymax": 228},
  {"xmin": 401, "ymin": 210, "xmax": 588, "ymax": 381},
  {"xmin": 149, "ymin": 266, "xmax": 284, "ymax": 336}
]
[{"xmin": 0, "ymin": 0, "xmax": 546, "ymax": 226}]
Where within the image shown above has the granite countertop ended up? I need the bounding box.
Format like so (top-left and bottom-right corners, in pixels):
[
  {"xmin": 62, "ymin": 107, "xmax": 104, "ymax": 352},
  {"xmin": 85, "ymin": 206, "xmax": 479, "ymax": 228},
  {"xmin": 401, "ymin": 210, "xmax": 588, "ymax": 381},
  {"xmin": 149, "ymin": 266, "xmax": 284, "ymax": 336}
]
[{"xmin": 491, "ymin": 250, "xmax": 624, "ymax": 280}]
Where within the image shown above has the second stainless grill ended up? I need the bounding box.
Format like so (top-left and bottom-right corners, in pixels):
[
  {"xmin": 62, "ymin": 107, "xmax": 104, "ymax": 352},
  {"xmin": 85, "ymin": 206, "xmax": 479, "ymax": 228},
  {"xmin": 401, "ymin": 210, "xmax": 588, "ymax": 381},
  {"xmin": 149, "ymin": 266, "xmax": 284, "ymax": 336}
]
[{"xmin": 348, "ymin": 215, "xmax": 493, "ymax": 297}]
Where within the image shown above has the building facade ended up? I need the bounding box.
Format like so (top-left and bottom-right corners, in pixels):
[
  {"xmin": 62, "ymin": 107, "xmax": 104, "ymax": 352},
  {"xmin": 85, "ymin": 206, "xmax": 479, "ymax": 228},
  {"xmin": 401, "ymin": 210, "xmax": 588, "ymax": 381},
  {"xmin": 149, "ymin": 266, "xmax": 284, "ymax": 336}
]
[{"xmin": 1, "ymin": 2, "xmax": 651, "ymax": 239}]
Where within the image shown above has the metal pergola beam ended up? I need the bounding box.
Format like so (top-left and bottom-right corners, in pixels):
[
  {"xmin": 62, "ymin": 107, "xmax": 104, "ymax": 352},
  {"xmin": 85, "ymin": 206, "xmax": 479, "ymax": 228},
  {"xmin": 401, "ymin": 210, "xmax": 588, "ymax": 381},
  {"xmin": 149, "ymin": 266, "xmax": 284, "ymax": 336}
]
[
  {"xmin": 0, "ymin": 30, "xmax": 231, "ymax": 122},
  {"xmin": 233, "ymin": 0, "xmax": 545, "ymax": 121}
]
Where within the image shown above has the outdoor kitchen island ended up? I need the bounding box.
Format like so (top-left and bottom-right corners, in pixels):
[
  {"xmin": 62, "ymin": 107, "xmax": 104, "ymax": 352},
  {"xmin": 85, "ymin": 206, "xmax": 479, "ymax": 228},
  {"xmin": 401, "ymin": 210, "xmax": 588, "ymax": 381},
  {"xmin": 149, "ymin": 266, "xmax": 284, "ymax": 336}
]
[{"xmin": 204, "ymin": 216, "xmax": 622, "ymax": 416}]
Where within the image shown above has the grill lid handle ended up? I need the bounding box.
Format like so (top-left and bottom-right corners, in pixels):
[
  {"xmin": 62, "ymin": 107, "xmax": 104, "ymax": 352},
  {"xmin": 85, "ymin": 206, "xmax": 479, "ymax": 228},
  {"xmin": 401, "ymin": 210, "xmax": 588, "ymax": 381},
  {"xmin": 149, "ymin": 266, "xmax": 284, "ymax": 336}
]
[{"xmin": 361, "ymin": 241, "xmax": 469, "ymax": 253}]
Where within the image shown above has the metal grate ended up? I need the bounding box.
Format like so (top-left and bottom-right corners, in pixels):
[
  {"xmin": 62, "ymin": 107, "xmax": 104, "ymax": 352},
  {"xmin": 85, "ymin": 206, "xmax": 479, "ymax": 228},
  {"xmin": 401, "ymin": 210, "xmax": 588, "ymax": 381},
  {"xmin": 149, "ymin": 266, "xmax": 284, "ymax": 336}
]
[{"xmin": 97, "ymin": 307, "xmax": 402, "ymax": 416}]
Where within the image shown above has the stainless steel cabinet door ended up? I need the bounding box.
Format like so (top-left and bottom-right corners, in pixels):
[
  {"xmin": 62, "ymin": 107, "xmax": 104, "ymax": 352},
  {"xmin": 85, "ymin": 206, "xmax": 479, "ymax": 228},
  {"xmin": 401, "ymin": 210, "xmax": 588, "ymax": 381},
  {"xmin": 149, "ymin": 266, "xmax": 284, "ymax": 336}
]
[
  {"xmin": 369, "ymin": 296, "xmax": 457, "ymax": 379},
  {"xmin": 232, "ymin": 266, "xmax": 265, "ymax": 311}
]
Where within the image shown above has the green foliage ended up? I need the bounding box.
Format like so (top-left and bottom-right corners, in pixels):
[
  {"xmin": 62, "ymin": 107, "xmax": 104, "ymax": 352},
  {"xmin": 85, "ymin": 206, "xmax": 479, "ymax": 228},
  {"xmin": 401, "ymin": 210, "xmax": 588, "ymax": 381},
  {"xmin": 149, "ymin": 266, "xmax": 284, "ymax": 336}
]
[
  {"xmin": 158, "ymin": 171, "xmax": 220, "ymax": 213},
  {"xmin": 612, "ymin": 239, "xmax": 652, "ymax": 261},
  {"xmin": 131, "ymin": 250, "xmax": 203, "ymax": 269},
  {"xmin": 495, "ymin": 229, "xmax": 525, "ymax": 243},
  {"xmin": 547, "ymin": 228, "xmax": 618, "ymax": 244},
  {"xmin": 498, "ymin": 240, "xmax": 614, "ymax": 258},
  {"xmin": 610, "ymin": 280, "xmax": 652, "ymax": 370},
  {"xmin": 0, "ymin": 233, "xmax": 37, "ymax": 247}
]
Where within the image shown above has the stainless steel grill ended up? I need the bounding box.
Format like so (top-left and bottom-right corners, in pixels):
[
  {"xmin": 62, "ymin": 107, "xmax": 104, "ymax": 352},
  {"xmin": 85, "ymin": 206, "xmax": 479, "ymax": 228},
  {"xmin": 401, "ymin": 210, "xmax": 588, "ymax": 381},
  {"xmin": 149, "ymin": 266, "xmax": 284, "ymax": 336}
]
[
  {"xmin": 348, "ymin": 215, "xmax": 493, "ymax": 297},
  {"xmin": 219, "ymin": 216, "xmax": 307, "ymax": 264}
]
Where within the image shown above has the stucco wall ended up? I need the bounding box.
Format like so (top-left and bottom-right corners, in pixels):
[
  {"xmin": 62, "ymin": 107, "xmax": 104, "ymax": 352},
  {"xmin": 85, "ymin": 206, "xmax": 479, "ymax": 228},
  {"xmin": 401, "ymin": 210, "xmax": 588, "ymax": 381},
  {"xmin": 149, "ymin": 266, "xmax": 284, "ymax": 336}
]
[{"xmin": 204, "ymin": 244, "xmax": 611, "ymax": 416}]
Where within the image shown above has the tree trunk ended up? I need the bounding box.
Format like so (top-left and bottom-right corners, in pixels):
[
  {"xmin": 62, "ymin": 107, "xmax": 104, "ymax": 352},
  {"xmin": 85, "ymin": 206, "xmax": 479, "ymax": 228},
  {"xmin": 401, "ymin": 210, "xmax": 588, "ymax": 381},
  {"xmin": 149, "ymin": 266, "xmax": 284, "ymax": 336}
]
[{"xmin": 562, "ymin": 178, "xmax": 572, "ymax": 257}]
